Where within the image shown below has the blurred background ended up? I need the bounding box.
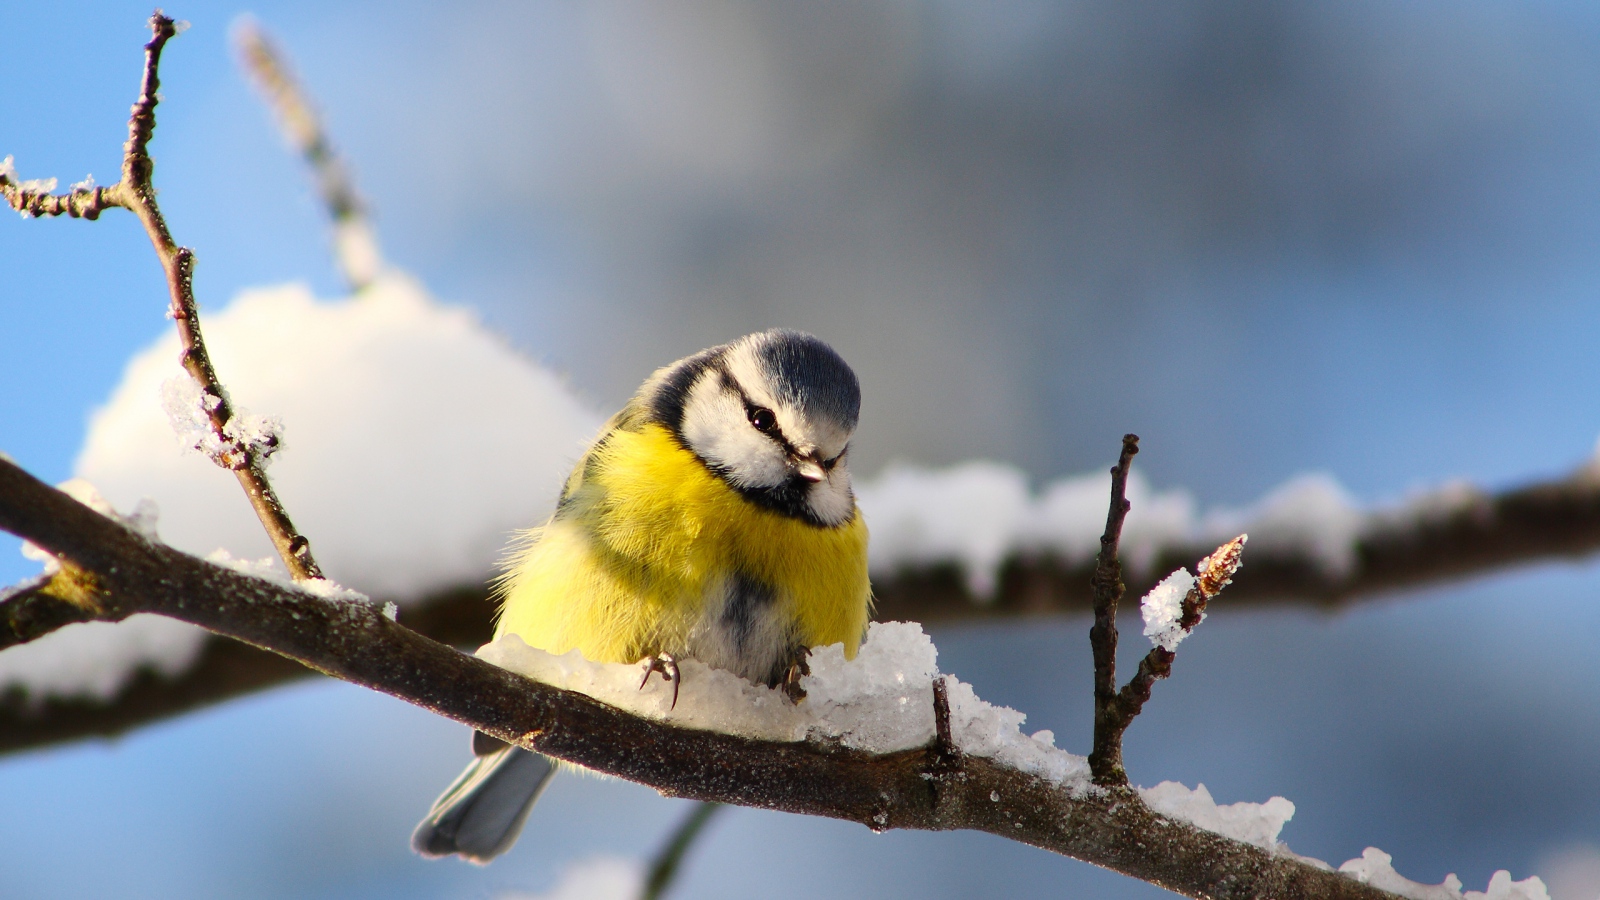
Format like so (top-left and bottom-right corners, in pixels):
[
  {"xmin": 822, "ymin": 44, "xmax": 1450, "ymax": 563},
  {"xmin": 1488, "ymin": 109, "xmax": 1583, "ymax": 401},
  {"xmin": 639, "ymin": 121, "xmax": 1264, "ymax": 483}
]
[{"xmin": 7, "ymin": 1, "xmax": 1600, "ymax": 897}]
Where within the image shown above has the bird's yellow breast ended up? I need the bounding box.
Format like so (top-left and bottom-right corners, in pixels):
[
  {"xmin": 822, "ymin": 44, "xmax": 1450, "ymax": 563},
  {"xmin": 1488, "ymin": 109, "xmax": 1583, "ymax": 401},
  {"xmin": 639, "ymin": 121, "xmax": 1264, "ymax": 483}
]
[{"xmin": 495, "ymin": 423, "xmax": 871, "ymax": 672}]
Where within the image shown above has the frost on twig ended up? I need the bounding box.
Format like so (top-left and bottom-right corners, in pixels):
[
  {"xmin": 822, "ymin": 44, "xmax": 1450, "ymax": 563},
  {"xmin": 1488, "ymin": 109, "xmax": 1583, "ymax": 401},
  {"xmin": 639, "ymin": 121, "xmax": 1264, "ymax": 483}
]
[
  {"xmin": 0, "ymin": 155, "xmax": 121, "ymax": 220},
  {"xmin": 1141, "ymin": 534, "xmax": 1246, "ymax": 652},
  {"xmin": 161, "ymin": 375, "xmax": 283, "ymax": 469}
]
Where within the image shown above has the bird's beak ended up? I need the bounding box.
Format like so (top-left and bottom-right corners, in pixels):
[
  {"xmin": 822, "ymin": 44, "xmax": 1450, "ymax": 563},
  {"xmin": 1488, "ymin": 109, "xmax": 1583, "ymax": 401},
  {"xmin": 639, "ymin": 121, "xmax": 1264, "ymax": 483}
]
[{"xmin": 795, "ymin": 456, "xmax": 826, "ymax": 483}]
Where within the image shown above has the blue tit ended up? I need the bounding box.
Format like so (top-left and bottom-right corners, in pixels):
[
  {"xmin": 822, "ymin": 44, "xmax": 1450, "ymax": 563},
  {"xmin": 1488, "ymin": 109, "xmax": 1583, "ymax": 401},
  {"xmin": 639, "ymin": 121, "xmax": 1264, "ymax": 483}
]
[{"xmin": 413, "ymin": 328, "xmax": 871, "ymax": 862}]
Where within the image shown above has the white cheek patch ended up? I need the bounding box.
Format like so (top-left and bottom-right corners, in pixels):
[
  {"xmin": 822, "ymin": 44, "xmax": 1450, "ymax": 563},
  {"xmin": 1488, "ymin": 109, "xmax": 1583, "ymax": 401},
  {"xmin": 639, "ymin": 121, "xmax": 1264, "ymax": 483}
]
[
  {"xmin": 805, "ymin": 462, "xmax": 855, "ymax": 526},
  {"xmin": 680, "ymin": 374, "xmax": 788, "ymax": 489},
  {"xmin": 805, "ymin": 418, "xmax": 852, "ymax": 462}
]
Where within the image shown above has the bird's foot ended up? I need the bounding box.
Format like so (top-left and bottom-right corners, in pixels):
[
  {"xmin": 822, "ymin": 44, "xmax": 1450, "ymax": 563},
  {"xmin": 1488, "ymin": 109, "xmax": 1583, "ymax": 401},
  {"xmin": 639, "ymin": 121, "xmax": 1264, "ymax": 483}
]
[
  {"xmin": 781, "ymin": 648, "xmax": 811, "ymax": 704},
  {"xmin": 640, "ymin": 652, "xmax": 681, "ymax": 709}
]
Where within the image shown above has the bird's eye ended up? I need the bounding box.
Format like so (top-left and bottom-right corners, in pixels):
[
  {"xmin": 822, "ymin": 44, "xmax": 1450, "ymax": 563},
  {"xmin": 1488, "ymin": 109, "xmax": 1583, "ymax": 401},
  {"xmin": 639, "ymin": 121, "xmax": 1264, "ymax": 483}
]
[{"xmin": 749, "ymin": 407, "xmax": 777, "ymax": 433}]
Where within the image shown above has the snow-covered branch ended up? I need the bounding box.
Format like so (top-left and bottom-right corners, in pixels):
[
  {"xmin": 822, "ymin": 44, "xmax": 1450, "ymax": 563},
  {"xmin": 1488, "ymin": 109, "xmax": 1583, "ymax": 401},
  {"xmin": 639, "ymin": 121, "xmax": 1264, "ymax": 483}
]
[
  {"xmin": 869, "ymin": 461, "xmax": 1600, "ymax": 620},
  {"xmin": 6, "ymin": 459, "xmax": 1600, "ymax": 755},
  {"xmin": 0, "ymin": 454, "xmax": 1411, "ymax": 900}
]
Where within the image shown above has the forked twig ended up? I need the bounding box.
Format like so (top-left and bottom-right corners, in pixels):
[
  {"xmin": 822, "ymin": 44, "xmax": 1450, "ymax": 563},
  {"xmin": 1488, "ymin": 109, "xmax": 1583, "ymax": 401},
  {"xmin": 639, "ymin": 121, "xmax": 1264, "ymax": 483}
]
[
  {"xmin": 1, "ymin": 12, "xmax": 322, "ymax": 582},
  {"xmin": 1108, "ymin": 536, "xmax": 1246, "ymax": 758},
  {"xmin": 1086, "ymin": 434, "xmax": 1247, "ymax": 786}
]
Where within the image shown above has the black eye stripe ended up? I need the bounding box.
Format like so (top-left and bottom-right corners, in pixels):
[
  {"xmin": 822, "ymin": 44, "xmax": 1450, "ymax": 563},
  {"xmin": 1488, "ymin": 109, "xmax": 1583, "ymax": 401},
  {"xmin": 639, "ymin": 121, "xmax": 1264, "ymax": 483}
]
[{"xmin": 720, "ymin": 375, "xmax": 799, "ymax": 455}]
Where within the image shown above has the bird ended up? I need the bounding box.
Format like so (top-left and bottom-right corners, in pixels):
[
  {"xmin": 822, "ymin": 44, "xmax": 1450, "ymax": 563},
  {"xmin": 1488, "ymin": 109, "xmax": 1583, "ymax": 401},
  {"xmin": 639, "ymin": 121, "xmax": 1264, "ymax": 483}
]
[{"xmin": 412, "ymin": 328, "xmax": 872, "ymax": 863}]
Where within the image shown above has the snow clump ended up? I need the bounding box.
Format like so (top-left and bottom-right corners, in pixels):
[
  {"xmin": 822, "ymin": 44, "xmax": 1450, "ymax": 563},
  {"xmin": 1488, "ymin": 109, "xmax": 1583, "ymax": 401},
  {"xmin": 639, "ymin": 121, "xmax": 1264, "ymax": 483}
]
[
  {"xmin": 480, "ymin": 620, "xmax": 1093, "ymax": 788},
  {"xmin": 1140, "ymin": 781, "xmax": 1295, "ymax": 851},
  {"xmin": 1338, "ymin": 847, "xmax": 1548, "ymax": 900},
  {"xmin": 1140, "ymin": 568, "xmax": 1198, "ymax": 652}
]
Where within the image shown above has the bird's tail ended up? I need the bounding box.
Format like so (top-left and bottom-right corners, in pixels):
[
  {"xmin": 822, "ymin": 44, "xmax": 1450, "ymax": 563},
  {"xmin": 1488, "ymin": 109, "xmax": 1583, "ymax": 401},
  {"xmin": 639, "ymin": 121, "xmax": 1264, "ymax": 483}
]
[{"xmin": 412, "ymin": 739, "xmax": 557, "ymax": 863}]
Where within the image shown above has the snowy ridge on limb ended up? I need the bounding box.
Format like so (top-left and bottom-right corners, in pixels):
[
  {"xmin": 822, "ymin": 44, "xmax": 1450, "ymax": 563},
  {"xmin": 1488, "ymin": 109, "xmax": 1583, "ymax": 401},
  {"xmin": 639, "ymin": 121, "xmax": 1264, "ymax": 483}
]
[
  {"xmin": 1337, "ymin": 847, "xmax": 1548, "ymax": 900},
  {"xmin": 485, "ymin": 613, "xmax": 1551, "ymax": 900},
  {"xmin": 479, "ymin": 621, "xmax": 1093, "ymax": 789},
  {"xmin": 858, "ymin": 463, "xmax": 1362, "ymax": 598},
  {"xmin": 1133, "ymin": 784, "xmax": 1550, "ymax": 899},
  {"xmin": 1138, "ymin": 781, "xmax": 1295, "ymax": 851}
]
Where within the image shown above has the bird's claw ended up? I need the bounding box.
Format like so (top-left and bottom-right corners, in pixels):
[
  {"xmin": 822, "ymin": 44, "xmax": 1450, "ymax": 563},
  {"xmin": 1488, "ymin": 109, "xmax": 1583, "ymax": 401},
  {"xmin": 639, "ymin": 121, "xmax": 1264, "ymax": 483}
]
[
  {"xmin": 781, "ymin": 647, "xmax": 811, "ymax": 704},
  {"xmin": 640, "ymin": 652, "xmax": 681, "ymax": 709}
]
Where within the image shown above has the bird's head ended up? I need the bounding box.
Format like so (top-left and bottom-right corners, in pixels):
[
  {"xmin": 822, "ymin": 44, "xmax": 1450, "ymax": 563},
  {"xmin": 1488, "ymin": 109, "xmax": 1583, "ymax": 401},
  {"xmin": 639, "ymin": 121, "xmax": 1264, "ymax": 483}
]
[{"xmin": 651, "ymin": 329, "xmax": 860, "ymax": 526}]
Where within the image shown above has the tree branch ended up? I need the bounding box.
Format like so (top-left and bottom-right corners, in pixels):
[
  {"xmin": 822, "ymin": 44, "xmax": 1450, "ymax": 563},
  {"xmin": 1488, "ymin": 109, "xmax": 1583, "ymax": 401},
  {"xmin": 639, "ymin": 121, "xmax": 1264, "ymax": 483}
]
[
  {"xmin": 0, "ymin": 575, "xmax": 96, "ymax": 652},
  {"xmin": 0, "ymin": 453, "xmax": 1404, "ymax": 900},
  {"xmin": 1098, "ymin": 535, "xmax": 1247, "ymax": 788},
  {"xmin": 8, "ymin": 459, "xmax": 1600, "ymax": 754},
  {"xmin": 233, "ymin": 18, "xmax": 381, "ymax": 291},
  {"xmin": 873, "ymin": 460, "xmax": 1600, "ymax": 619},
  {"xmin": 1, "ymin": 12, "xmax": 322, "ymax": 582}
]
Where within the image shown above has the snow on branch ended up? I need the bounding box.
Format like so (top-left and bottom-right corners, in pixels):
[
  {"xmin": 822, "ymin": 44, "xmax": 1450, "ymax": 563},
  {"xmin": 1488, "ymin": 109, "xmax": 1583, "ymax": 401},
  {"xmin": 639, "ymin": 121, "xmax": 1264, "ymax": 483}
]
[
  {"xmin": 868, "ymin": 462, "xmax": 1600, "ymax": 621},
  {"xmin": 0, "ymin": 452, "xmax": 1419, "ymax": 900}
]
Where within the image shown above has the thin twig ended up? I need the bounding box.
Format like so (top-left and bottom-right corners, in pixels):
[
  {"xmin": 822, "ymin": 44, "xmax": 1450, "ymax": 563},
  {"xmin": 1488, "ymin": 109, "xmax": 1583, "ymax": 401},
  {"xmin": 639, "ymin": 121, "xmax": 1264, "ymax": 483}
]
[
  {"xmin": 0, "ymin": 575, "xmax": 97, "ymax": 652},
  {"xmin": 1088, "ymin": 434, "xmax": 1138, "ymax": 785},
  {"xmin": 234, "ymin": 19, "xmax": 382, "ymax": 291},
  {"xmin": 0, "ymin": 455, "xmax": 1409, "ymax": 900},
  {"xmin": 924, "ymin": 675, "xmax": 963, "ymax": 810},
  {"xmin": 641, "ymin": 802, "xmax": 724, "ymax": 900},
  {"xmin": 1105, "ymin": 536, "xmax": 1247, "ymax": 758},
  {"xmin": 1, "ymin": 12, "xmax": 322, "ymax": 582},
  {"xmin": 0, "ymin": 172, "xmax": 122, "ymax": 218}
]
